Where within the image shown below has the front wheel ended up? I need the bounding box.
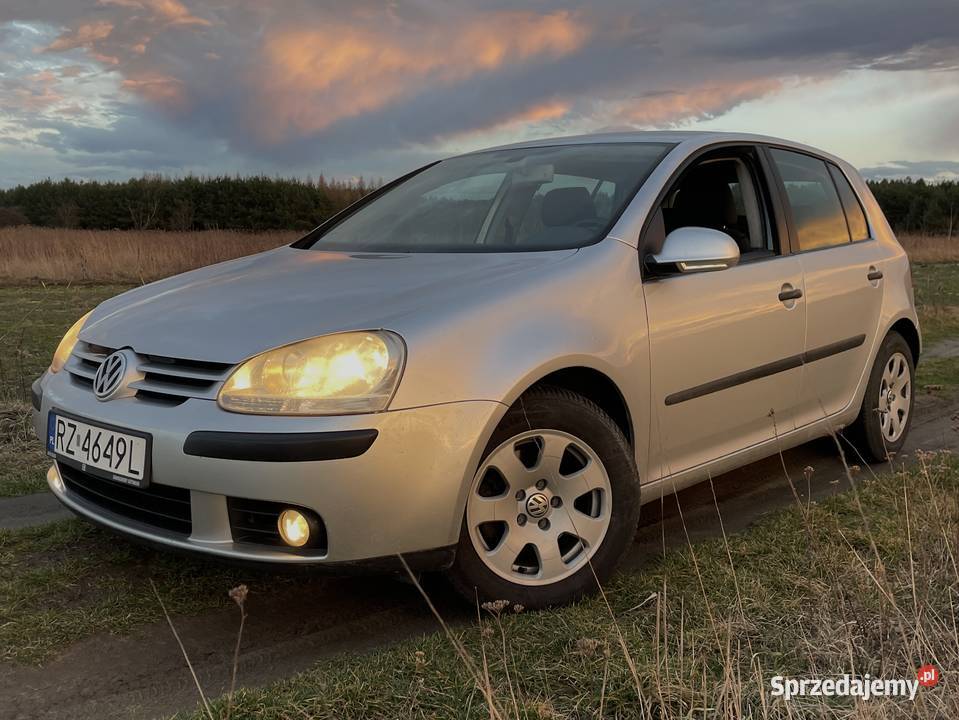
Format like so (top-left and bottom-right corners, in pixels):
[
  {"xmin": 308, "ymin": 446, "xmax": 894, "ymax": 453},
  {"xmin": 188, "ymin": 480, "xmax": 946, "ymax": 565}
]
[
  {"xmin": 447, "ymin": 387, "xmax": 640, "ymax": 609},
  {"xmin": 848, "ymin": 331, "xmax": 915, "ymax": 462}
]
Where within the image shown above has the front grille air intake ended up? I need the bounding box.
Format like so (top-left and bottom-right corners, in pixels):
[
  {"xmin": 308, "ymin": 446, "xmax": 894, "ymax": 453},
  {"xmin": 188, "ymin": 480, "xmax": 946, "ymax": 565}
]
[
  {"xmin": 59, "ymin": 463, "xmax": 192, "ymax": 535},
  {"xmin": 65, "ymin": 341, "xmax": 233, "ymax": 404}
]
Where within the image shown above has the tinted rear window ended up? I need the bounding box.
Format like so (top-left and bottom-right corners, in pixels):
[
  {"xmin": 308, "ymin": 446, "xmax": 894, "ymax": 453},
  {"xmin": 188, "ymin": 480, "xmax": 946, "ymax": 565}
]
[
  {"xmin": 828, "ymin": 164, "xmax": 870, "ymax": 241},
  {"xmin": 770, "ymin": 148, "xmax": 850, "ymax": 251}
]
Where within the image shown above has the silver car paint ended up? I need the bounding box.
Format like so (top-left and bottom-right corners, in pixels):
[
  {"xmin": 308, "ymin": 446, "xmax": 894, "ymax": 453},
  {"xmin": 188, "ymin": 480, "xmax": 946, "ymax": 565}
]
[{"xmin": 35, "ymin": 131, "xmax": 920, "ymax": 564}]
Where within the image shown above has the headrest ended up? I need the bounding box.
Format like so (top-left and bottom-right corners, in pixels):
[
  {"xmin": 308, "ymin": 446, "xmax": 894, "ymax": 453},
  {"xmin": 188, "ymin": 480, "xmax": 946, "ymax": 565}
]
[
  {"xmin": 675, "ymin": 165, "xmax": 738, "ymax": 227},
  {"xmin": 541, "ymin": 187, "xmax": 594, "ymax": 227}
]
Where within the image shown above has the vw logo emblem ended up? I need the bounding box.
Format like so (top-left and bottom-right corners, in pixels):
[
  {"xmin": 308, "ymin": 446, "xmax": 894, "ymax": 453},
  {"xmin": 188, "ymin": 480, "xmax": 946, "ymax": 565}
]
[
  {"xmin": 525, "ymin": 492, "xmax": 550, "ymax": 519},
  {"xmin": 93, "ymin": 351, "xmax": 127, "ymax": 400}
]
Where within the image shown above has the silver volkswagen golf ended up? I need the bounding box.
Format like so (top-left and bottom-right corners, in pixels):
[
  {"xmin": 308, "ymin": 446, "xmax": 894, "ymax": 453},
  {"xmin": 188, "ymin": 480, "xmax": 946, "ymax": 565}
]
[{"xmin": 33, "ymin": 131, "xmax": 920, "ymax": 607}]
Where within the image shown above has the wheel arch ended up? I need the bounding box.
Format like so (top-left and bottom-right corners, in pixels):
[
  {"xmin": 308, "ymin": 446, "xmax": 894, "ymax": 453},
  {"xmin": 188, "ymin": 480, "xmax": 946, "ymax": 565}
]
[
  {"xmin": 512, "ymin": 365, "xmax": 634, "ymax": 448},
  {"xmin": 889, "ymin": 317, "xmax": 921, "ymax": 367}
]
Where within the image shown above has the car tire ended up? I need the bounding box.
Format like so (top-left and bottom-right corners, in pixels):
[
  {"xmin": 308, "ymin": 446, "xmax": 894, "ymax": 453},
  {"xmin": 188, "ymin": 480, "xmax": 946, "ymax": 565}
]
[
  {"xmin": 847, "ymin": 331, "xmax": 915, "ymax": 463},
  {"xmin": 447, "ymin": 386, "xmax": 640, "ymax": 609}
]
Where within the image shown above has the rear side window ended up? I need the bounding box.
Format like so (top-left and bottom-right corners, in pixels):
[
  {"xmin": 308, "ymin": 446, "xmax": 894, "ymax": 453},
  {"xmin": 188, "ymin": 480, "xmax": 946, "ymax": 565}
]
[
  {"xmin": 827, "ymin": 164, "xmax": 870, "ymax": 241},
  {"xmin": 770, "ymin": 148, "xmax": 850, "ymax": 251}
]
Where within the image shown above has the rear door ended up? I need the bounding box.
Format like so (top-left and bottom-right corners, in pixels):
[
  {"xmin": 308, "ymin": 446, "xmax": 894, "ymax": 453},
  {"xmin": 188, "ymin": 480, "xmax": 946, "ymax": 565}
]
[
  {"xmin": 643, "ymin": 146, "xmax": 806, "ymax": 477},
  {"xmin": 766, "ymin": 148, "xmax": 885, "ymax": 426}
]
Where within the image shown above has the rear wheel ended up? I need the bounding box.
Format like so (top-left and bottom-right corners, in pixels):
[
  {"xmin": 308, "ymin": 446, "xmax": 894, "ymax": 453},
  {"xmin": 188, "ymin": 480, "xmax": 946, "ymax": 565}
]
[
  {"xmin": 848, "ymin": 331, "xmax": 915, "ymax": 462},
  {"xmin": 447, "ymin": 386, "xmax": 640, "ymax": 609}
]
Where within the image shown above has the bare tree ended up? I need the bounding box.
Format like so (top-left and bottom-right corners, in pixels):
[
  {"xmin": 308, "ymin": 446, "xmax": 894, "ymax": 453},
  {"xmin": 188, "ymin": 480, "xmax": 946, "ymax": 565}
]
[
  {"xmin": 127, "ymin": 196, "xmax": 160, "ymax": 230},
  {"xmin": 168, "ymin": 198, "xmax": 195, "ymax": 231}
]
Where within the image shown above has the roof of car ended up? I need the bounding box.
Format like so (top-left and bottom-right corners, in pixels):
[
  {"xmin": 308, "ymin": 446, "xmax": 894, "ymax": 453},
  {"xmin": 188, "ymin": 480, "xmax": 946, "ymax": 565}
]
[{"xmin": 462, "ymin": 130, "xmax": 844, "ymax": 165}]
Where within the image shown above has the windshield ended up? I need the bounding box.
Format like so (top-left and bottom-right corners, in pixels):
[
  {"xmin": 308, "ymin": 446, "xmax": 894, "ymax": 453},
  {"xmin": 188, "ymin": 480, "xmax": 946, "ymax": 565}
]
[{"xmin": 297, "ymin": 143, "xmax": 673, "ymax": 253}]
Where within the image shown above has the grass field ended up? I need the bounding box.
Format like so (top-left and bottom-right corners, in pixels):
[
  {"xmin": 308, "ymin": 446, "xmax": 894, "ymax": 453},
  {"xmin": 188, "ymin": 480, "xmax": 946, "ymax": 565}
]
[
  {"xmin": 0, "ymin": 226, "xmax": 956, "ymax": 284},
  {"xmin": 180, "ymin": 454, "xmax": 954, "ymax": 718},
  {"xmin": 899, "ymin": 233, "xmax": 959, "ymax": 264},
  {"xmin": 0, "ymin": 520, "xmax": 251, "ymax": 664},
  {"xmin": 1, "ymin": 452, "xmax": 956, "ymax": 715},
  {"xmin": 0, "ymin": 227, "xmax": 296, "ymax": 284}
]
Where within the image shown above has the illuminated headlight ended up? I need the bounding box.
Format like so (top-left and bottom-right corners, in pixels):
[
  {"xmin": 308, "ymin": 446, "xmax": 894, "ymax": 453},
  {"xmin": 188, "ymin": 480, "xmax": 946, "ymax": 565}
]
[
  {"xmin": 217, "ymin": 331, "xmax": 405, "ymax": 415},
  {"xmin": 50, "ymin": 311, "xmax": 92, "ymax": 373}
]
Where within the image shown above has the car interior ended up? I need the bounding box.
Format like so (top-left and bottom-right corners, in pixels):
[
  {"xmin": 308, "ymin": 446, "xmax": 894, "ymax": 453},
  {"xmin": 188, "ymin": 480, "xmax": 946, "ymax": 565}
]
[
  {"xmin": 312, "ymin": 144, "xmax": 673, "ymax": 252},
  {"xmin": 661, "ymin": 154, "xmax": 776, "ymax": 259}
]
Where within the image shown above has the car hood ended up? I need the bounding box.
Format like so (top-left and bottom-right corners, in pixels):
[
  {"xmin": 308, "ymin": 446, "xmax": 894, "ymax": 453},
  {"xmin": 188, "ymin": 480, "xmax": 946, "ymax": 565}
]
[{"xmin": 81, "ymin": 245, "xmax": 578, "ymax": 364}]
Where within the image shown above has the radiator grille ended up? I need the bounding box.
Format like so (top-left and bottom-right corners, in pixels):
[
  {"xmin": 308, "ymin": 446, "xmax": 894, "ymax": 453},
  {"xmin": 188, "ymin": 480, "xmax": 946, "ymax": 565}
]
[{"xmin": 66, "ymin": 341, "xmax": 233, "ymax": 404}]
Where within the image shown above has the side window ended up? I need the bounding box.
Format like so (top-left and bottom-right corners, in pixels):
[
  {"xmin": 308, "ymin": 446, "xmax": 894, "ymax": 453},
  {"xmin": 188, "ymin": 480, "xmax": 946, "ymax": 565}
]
[
  {"xmin": 770, "ymin": 149, "xmax": 850, "ymax": 251},
  {"xmin": 827, "ymin": 164, "xmax": 870, "ymax": 241},
  {"xmin": 661, "ymin": 153, "xmax": 776, "ymax": 258}
]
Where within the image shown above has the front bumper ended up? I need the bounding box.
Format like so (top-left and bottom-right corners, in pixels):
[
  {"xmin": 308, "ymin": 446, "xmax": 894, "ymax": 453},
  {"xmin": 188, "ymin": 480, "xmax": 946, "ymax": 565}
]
[{"xmin": 35, "ymin": 371, "xmax": 504, "ymax": 564}]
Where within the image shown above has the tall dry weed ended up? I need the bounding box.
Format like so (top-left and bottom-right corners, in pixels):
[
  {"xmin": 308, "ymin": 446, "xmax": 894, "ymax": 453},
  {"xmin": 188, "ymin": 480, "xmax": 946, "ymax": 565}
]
[{"xmin": 0, "ymin": 226, "xmax": 299, "ymax": 284}]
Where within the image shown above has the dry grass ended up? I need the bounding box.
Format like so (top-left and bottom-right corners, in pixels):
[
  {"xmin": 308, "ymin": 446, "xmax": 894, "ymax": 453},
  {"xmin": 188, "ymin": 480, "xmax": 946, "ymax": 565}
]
[
  {"xmin": 898, "ymin": 233, "xmax": 959, "ymax": 263},
  {"xmin": 184, "ymin": 450, "xmax": 959, "ymax": 719},
  {"xmin": 0, "ymin": 227, "xmax": 955, "ymax": 285},
  {"xmin": 0, "ymin": 226, "xmax": 300, "ymax": 284}
]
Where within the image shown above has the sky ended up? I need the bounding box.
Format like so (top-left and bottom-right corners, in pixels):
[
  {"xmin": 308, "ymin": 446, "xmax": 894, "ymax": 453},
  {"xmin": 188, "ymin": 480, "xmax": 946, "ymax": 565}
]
[{"xmin": 1, "ymin": 0, "xmax": 958, "ymax": 187}]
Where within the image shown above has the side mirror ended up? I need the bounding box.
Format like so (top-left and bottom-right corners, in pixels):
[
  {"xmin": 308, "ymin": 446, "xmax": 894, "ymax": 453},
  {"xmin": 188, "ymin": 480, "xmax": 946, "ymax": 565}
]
[{"xmin": 648, "ymin": 227, "xmax": 740, "ymax": 274}]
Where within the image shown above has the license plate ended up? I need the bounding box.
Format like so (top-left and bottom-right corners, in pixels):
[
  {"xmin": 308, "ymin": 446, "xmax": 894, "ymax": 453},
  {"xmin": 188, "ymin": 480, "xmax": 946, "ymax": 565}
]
[{"xmin": 47, "ymin": 411, "xmax": 151, "ymax": 487}]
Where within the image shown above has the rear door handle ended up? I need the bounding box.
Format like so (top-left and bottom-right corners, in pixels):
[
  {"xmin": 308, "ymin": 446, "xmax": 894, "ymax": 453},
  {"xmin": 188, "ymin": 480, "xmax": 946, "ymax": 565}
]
[
  {"xmin": 867, "ymin": 269, "xmax": 883, "ymax": 281},
  {"xmin": 778, "ymin": 287, "xmax": 803, "ymax": 302}
]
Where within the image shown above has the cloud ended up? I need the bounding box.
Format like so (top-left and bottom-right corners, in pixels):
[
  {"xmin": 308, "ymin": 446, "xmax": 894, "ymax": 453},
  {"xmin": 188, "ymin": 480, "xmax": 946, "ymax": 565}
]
[
  {"xmin": 45, "ymin": 20, "xmax": 114, "ymax": 51},
  {"xmin": 98, "ymin": 0, "xmax": 211, "ymax": 28},
  {"xmin": 860, "ymin": 160, "xmax": 959, "ymax": 180},
  {"xmin": 6, "ymin": 69, "xmax": 63, "ymax": 111},
  {"xmin": 500, "ymin": 101, "xmax": 572, "ymax": 126},
  {"xmin": 120, "ymin": 73, "xmax": 183, "ymax": 106},
  {"xmin": 248, "ymin": 10, "xmax": 588, "ymax": 142},
  {"xmin": 1, "ymin": 0, "xmax": 959, "ymax": 184},
  {"xmin": 610, "ymin": 78, "xmax": 786, "ymax": 127}
]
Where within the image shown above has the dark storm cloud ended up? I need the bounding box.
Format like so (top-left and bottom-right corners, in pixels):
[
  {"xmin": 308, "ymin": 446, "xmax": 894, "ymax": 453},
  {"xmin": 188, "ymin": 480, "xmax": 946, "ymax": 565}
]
[
  {"xmin": 861, "ymin": 160, "xmax": 959, "ymax": 179},
  {"xmin": 691, "ymin": 1, "xmax": 959, "ymax": 65},
  {"xmin": 28, "ymin": 109, "xmax": 223, "ymax": 170},
  {"xmin": 1, "ymin": 0, "xmax": 958, "ymax": 182}
]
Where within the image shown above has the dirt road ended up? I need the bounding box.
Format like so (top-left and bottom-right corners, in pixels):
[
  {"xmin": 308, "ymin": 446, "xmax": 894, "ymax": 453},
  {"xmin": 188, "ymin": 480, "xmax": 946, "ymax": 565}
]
[{"xmin": 3, "ymin": 390, "xmax": 957, "ymax": 720}]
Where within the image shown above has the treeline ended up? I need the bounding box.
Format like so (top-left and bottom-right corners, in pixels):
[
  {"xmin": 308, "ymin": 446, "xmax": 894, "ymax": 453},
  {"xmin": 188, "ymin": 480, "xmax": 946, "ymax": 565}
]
[
  {"xmin": 868, "ymin": 179, "xmax": 958, "ymax": 236},
  {"xmin": 0, "ymin": 175, "xmax": 956, "ymax": 235},
  {"xmin": 0, "ymin": 175, "xmax": 376, "ymax": 232}
]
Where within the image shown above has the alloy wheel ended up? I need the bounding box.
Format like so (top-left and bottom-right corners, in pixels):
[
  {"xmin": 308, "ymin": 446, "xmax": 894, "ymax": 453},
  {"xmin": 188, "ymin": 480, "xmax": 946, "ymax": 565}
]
[
  {"xmin": 878, "ymin": 351, "xmax": 911, "ymax": 443},
  {"xmin": 466, "ymin": 429, "xmax": 612, "ymax": 586}
]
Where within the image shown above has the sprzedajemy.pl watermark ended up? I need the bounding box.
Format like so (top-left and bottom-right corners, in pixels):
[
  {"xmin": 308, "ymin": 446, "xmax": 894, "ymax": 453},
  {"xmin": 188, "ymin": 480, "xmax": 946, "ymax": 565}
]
[{"xmin": 771, "ymin": 665, "xmax": 940, "ymax": 701}]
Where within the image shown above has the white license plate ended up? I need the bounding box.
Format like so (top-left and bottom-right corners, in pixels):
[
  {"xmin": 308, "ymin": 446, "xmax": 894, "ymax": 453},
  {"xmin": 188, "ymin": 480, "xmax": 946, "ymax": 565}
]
[{"xmin": 47, "ymin": 412, "xmax": 150, "ymax": 487}]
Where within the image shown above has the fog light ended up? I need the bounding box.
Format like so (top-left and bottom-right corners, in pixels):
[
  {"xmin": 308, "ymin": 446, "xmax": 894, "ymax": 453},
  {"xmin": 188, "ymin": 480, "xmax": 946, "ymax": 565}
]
[{"xmin": 278, "ymin": 509, "xmax": 310, "ymax": 547}]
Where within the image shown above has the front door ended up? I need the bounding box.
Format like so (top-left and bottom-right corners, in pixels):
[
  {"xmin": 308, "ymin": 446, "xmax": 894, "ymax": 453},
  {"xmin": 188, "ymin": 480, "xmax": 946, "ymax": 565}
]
[{"xmin": 645, "ymin": 258, "xmax": 806, "ymax": 477}]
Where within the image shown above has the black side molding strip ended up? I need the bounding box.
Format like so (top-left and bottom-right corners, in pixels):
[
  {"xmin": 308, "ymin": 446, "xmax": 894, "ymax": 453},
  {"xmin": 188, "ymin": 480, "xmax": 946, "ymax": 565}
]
[
  {"xmin": 802, "ymin": 334, "xmax": 866, "ymax": 364},
  {"xmin": 665, "ymin": 334, "xmax": 866, "ymax": 406},
  {"xmin": 183, "ymin": 429, "xmax": 378, "ymax": 462}
]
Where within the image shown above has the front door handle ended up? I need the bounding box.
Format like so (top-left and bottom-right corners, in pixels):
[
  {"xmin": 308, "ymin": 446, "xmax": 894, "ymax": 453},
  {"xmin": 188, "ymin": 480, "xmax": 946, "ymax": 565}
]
[
  {"xmin": 778, "ymin": 287, "xmax": 803, "ymax": 302},
  {"xmin": 867, "ymin": 268, "xmax": 883, "ymax": 282}
]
